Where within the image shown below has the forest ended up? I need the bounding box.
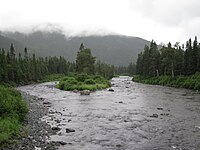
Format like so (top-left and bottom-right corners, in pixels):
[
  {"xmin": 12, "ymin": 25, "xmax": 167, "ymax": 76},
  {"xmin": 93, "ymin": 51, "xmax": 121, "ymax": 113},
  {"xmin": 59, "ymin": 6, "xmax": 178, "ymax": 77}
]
[
  {"xmin": 134, "ymin": 37, "xmax": 200, "ymax": 90},
  {"xmin": 0, "ymin": 43, "xmax": 133, "ymax": 86}
]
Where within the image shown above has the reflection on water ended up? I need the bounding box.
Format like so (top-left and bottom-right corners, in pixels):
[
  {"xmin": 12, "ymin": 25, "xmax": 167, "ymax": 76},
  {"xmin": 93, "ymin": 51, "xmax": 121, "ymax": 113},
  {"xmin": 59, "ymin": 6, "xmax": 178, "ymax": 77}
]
[{"xmin": 18, "ymin": 76, "xmax": 200, "ymax": 150}]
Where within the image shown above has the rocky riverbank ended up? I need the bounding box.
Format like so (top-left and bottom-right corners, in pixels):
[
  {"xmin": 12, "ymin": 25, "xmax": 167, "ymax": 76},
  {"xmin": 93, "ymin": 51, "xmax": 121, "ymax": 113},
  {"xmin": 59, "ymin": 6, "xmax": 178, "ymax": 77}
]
[{"xmin": 2, "ymin": 92, "xmax": 62, "ymax": 150}]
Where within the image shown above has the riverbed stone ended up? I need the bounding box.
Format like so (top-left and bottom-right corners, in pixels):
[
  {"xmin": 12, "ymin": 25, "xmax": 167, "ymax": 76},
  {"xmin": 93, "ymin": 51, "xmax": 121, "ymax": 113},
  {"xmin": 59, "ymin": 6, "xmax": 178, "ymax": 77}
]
[
  {"xmin": 55, "ymin": 119, "xmax": 61, "ymax": 123},
  {"xmin": 108, "ymin": 88, "xmax": 114, "ymax": 92},
  {"xmin": 51, "ymin": 126, "xmax": 61, "ymax": 131},
  {"xmin": 66, "ymin": 128, "xmax": 75, "ymax": 133},
  {"xmin": 57, "ymin": 141, "xmax": 67, "ymax": 145},
  {"xmin": 73, "ymin": 89, "xmax": 79, "ymax": 93},
  {"xmin": 80, "ymin": 90, "xmax": 90, "ymax": 95},
  {"xmin": 43, "ymin": 101, "xmax": 51, "ymax": 105},
  {"xmin": 150, "ymin": 114, "xmax": 159, "ymax": 118},
  {"xmin": 39, "ymin": 97, "xmax": 44, "ymax": 101}
]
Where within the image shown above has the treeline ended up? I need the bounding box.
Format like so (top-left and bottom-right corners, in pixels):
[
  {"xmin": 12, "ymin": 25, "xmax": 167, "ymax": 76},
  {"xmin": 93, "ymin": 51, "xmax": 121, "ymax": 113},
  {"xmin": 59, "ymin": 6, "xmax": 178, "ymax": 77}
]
[
  {"xmin": 136, "ymin": 36, "xmax": 200, "ymax": 77},
  {"xmin": 115, "ymin": 62, "xmax": 136, "ymax": 76},
  {"xmin": 96, "ymin": 61, "xmax": 136, "ymax": 77},
  {"xmin": 0, "ymin": 43, "xmax": 125, "ymax": 85},
  {"xmin": 0, "ymin": 44, "xmax": 76, "ymax": 85}
]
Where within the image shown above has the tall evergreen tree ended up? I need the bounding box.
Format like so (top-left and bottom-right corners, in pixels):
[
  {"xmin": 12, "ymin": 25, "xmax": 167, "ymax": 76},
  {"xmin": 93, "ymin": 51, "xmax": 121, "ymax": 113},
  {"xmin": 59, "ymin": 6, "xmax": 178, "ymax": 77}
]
[
  {"xmin": 9, "ymin": 43, "xmax": 15, "ymax": 61},
  {"xmin": 76, "ymin": 44, "xmax": 96, "ymax": 75},
  {"xmin": 148, "ymin": 40, "xmax": 160, "ymax": 77}
]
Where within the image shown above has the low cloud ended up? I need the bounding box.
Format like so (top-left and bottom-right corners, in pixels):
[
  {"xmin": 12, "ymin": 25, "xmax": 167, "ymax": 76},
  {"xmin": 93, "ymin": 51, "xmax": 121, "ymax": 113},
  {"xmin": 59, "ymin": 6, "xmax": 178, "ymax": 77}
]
[
  {"xmin": 0, "ymin": 0, "xmax": 200, "ymax": 44},
  {"xmin": 129, "ymin": 0, "xmax": 200, "ymax": 26}
]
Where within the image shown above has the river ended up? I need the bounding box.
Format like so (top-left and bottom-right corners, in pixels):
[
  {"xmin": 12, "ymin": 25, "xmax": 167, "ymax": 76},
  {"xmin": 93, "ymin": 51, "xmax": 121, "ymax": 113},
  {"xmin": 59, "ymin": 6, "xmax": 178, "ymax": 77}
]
[{"xmin": 18, "ymin": 76, "xmax": 200, "ymax": 150}]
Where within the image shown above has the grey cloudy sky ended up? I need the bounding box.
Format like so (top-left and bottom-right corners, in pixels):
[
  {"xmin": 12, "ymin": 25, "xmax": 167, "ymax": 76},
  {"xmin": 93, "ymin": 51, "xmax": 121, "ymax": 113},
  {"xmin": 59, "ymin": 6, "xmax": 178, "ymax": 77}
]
[{"xmin": 0, "ymin": 0, "xmax": 200, "ymax": 44}]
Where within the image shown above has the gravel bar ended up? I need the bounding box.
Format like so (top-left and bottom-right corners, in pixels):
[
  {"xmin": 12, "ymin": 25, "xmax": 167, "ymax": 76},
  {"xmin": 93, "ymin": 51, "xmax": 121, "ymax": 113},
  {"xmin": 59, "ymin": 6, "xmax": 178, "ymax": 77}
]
[{"xmin": 2, "ymin": 92, "xmax": 61, "ymax": 150}]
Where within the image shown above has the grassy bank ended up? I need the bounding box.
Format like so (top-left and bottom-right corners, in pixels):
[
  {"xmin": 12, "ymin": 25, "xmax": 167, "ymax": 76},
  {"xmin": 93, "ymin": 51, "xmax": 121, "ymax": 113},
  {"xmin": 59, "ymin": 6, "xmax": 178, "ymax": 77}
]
[
  {"xmin": 57, "ymin": 74, "xmax": 111, "ymax": 91},
  {"xmin": 132, "ymin": 72, "xmax": 200, "ymax": 90},
  {"xmin": 0, "ymin": 86, "xmax": 28, "ymax": 147}
]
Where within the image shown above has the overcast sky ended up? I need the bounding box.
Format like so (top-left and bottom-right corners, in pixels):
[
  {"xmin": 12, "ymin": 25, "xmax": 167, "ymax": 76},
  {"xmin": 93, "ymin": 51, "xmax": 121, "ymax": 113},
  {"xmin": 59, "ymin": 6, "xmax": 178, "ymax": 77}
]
[{"xmin": 0, "ymin": 0, "xmax": 200, "ymax": 44}]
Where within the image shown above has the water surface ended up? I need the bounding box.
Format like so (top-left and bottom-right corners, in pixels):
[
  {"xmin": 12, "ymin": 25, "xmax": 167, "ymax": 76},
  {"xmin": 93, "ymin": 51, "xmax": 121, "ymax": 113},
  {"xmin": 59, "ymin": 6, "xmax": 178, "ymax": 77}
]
[{"xmin": 18, "ymin": 76, "xmax": 200, "ymax": 150}]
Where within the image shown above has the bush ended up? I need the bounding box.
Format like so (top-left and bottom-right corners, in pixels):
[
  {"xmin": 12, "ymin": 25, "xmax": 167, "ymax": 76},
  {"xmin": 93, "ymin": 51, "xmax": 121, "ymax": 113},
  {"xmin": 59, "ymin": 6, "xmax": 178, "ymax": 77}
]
[
  {"xmin": 0, "ymin": 86, "xmax": 28, "ymax": 146},
  {"xmin": 0, "ymin": 86, "xmax": 28, "ymax": 122},
  {"xmin": 57, "ymin": 74, "xmax": 110, "ymax": 91},
  {"xmin": 76, "ymin": 74, "xmax": 89, "ymax": 82},
  {"xmin": 84, "ymin": 79, "xmax": 95, "ymax": 85},
  {"xmin": 194, "ymin": 82, "xmax": 200, "ymax": 90}
]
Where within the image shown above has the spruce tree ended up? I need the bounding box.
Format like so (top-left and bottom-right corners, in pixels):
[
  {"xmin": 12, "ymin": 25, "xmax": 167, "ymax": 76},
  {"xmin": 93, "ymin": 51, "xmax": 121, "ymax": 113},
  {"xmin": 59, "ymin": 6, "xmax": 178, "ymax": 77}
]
[{"xmin": 76, "ymin": 43, "xmax": 96, "ymax": 75}]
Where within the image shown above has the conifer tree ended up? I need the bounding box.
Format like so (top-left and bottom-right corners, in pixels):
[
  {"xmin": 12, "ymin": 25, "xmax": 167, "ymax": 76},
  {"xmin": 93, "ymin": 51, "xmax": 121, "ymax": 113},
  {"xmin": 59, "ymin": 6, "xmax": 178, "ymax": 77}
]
[{"xmin": 76, "ymin": 43, "xmax": 96, "ymax": 75}]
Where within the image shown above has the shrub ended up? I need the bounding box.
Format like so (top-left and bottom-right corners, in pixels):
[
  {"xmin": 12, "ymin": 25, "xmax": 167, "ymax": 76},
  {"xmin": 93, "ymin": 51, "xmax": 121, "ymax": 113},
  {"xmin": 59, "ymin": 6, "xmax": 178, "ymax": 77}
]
[
  {"xmin": 0, "ymin": 86, "xmax": 28, "ymax": 122},
  {"xmin": 84, "ymin": 79, "xmax": 95, "ymax": 85},
  {"xmin": 0, "ymin": 86, "xmax": 28, "ymax": 146},
  {"xmin": 76, "ymin": 74, "xmax": 89, "ymax": 82},
  {"xmin": 194, "ymin": 82, "xmax": 200, "ymax": 90},
  {"xmin": 57, "ymin": 74, "xmax": 110, "ymax": 91}
]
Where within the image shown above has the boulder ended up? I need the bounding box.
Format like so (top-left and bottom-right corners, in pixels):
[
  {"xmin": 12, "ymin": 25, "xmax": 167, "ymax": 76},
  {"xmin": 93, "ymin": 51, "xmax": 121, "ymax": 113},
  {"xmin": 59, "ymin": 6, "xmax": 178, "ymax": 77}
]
[
  {"xmin": 66, "ymin": 128, "xmax": 75, "ymax": 133},
  {"xmin": 80, "ymin": 90, "xmax": 90, "ymax": 95},
  {"xmin": 73, "ymin": 89, "xmax": 79, "ymax": 93},
  {"xmin": 58, "ymin": 141, "xmax": 67, "ymax": 145},
  {"xmin": 108, "ymin": 88, "xmax": 114, "ymax": 92}
]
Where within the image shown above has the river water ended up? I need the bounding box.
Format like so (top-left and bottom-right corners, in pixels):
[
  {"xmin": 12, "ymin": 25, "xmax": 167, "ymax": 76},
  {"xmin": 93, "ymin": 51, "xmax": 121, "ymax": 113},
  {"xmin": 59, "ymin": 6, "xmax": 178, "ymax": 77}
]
[{"xmin": 18, "ymin": 76, "xmax": 200, "ymax": 150}]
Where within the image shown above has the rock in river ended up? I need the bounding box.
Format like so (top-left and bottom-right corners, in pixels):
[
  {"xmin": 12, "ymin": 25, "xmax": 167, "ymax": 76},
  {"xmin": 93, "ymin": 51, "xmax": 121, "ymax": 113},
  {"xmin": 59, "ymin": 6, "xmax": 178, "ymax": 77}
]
[
  {"xmin": 51, "ymin": 126, "xmax": 61, "ymax": 131},
  {"xmin": 157, "ymin": 107, "xmax": 163, "ymax": 110},
  {"xmin": 66, "ymin": 128, "xmax": 75, "ymax": 133},
  {"xmin": 150, "ymin": 114, "xmax": 159, "ymax": 118},
  {"xmin": 80, "ymin": 90, "xmax": 90, "ymax": 95},
  {"xmin": 108, "ymin": 88, "xmax": 114, "ymax": 92},
  {"xmin": 43, "ymin": 101, "xmax": 51, "ymax": 105}
]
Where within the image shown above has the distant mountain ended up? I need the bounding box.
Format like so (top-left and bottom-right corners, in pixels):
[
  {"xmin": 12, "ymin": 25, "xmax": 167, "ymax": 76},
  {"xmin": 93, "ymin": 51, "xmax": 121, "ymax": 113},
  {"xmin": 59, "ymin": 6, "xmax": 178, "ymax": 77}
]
[{"xmin": 1, "ymin": 31, "xmax": 149, "ymax": 66}]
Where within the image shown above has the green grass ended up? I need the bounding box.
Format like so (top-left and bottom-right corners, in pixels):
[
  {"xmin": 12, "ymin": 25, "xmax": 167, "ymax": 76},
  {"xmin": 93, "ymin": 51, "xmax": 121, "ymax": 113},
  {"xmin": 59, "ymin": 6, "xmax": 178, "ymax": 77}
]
[
  {"xmin": 0, "ymin": 86, "xmax": 28, "ymax": 147},
  {"xmin": 132, "ymin": 72, "xmax": 200, "ymax": 90},
  {"xmin": 57, "ymin": 74, "xmax": 111, "ymax": 91}
]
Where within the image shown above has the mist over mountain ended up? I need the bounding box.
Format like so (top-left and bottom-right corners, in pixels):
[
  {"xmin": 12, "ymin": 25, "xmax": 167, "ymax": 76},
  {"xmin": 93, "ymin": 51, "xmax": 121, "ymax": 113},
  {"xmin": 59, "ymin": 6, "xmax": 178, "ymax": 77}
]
[
  {"xmin": 0, "ymin": 34, "xmax": 25, "ymax": 54},
  {"xmin": 1, "ymin": 30, "xmax": 149, "ymax": 66}
]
